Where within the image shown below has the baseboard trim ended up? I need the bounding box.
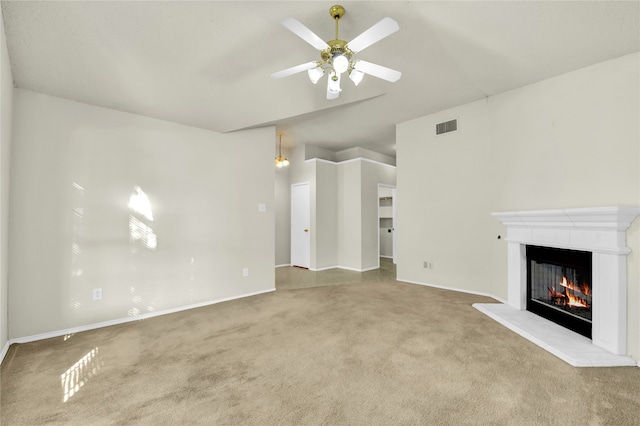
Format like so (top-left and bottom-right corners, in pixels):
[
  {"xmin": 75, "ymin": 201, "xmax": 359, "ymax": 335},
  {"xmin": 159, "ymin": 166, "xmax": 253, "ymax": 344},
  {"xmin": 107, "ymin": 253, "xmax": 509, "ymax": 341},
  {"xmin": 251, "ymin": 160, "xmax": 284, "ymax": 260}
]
[
  {"xmin": 380, "ymin": 255, "xmax": 393, "ymax": 259},
  {"xmin": 275, "ymin": 264, "xmax": 291, "ymax": 268},
  {"xmin": 336, "ymin": 265, "xmax": 379, "ymax": 272},
  {"xmin": 396, "ymin": 278, "xmax": 507, "ymax": 304},
  {"xmin": 308, "ymin": 265, "xmax": 381, "ymax": 273},
  {"xmin": 6, "ymin": 288, "xmax": 276, "ymax": 348},
  {"xmin": 361, "ymin": 265, "xmax": 381, "ymax": 272},
  {"xmin": 309, "ymin": 265, "xmax": 338, "ymax": 272}
]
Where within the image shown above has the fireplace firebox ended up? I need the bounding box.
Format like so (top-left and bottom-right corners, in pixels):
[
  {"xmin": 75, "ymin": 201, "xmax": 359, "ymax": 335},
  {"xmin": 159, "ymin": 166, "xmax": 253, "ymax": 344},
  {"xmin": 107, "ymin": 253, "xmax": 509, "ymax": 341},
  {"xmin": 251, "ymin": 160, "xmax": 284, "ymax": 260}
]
[{"xmin": 526, "ymin": 245, "xmax": 592, "ymax": 339}]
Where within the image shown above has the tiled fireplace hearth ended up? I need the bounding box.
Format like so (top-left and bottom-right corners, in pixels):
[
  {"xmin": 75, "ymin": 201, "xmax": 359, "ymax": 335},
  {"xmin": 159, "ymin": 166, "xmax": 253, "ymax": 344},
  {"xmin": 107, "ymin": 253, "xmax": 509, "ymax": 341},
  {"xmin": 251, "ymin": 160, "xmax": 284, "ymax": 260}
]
[{"xmin": 476, "ymin": 206, "xmax": 640, "ymax": 367}]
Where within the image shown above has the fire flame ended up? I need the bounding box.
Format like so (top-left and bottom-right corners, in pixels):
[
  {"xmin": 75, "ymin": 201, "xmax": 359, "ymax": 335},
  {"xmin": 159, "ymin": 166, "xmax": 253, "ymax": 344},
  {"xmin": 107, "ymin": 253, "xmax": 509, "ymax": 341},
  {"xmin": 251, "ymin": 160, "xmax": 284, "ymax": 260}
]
[
  {"xmin": 547, "ymin": 276, "xmax": 590, "ymax": 309},
  {"xmin": 565, "ymin": 291, "xmax": 589, "ymax": 308},
  {"xmin": 559, "ymin": 276, "xmax": 591, "ymax": 296}
]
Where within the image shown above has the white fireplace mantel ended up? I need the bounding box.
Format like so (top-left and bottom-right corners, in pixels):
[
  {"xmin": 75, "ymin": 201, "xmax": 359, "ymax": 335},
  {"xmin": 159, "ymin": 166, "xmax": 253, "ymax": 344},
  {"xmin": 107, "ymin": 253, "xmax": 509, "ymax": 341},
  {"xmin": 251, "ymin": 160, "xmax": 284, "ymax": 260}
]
[{"xmin": 492, "ymin": 206, "xmax": 640, "ymax": 357}]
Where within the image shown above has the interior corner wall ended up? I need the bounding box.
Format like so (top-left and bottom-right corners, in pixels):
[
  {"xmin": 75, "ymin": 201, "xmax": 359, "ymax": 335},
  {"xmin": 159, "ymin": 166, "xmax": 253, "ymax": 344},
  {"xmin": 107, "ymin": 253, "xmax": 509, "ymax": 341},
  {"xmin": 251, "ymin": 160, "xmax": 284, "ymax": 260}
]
[
  {"xmin": 0, "ymin": 10, "xmax": 14, "ymax": 357},
  {"xmin": 336, "ymin": 159, "xmax": 396, "ymax": 271},
  {"xmin": 9, "ymin": 89, "xmax": 275, "ymax": 340},
  {"xmin": 337, "ymin": 160, "xmax": 362, "ymax": 270},
  {"xmin": 314, "ymin": 161, "xmax": 338, "ymax": 269},
  {"xmin": 275, "ymin": 162, "xmax": 290, "ymax": 266},
  {"xmin": 396, "ymin": 52, "xmax": 640, "ymax": 359}
]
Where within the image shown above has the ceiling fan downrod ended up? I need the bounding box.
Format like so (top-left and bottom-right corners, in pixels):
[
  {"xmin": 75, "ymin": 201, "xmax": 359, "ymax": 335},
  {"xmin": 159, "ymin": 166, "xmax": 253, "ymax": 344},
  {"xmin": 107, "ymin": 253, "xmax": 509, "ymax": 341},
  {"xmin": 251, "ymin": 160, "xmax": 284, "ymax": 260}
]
[
  {"xmin": 322, "ymin": 5, "xmax": 351, "ymax": 66},
  {"xmin": 330, "ymin": 5, "xmax": 345, "ymax": 39}
]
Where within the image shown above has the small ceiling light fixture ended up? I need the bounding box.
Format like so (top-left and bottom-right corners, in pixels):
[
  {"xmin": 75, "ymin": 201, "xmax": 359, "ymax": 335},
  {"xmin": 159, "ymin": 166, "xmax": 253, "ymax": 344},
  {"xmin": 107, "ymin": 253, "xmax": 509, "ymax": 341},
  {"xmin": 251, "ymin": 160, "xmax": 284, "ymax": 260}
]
[
  {"xmin": 348, "ymin": 68, "xmax": 364, "ymax": 86},
  {"xmin": 308, "ymin": 66, "xmax": 324, "ymax": 84},
  {"xmin": 332, "ymin": 54, "xmax": 349, "ymax": 74},
  {"xmin": 275, "ymin": 132, "xmax": 290, "ymax": 168}
]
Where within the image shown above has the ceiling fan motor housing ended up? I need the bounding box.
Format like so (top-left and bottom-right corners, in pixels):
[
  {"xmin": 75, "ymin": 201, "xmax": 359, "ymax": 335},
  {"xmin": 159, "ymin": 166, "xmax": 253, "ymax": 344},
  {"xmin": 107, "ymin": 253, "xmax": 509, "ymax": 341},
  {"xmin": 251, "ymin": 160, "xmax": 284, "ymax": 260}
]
[{"xmin": 321, "ymin": 39, "xmax": 353, "ymax": 62}]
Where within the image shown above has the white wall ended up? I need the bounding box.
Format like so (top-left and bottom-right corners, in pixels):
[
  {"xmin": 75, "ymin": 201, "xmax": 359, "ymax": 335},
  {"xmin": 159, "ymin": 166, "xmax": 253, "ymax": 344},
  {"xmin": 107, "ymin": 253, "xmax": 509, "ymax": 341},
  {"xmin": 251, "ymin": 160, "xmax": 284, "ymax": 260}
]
[
  {"xmin": 315, "ymin": 160, "xmax": 338, "ymax": 269},
  {"xmin": 9, "ymin": 90, "xmax": 275, "ymax": 339},
  {"xmin": 0, "ymin": 10, "xmax": 14, "ymax": 357},
  {"xmin": 288, "ymin": 154, "xmax": 338, "ymax": 271},
  {"xmin": 274, "ymin": 162, "xmax": 290, "ymax": 266},
  {"xmin": 336, "ymin": 159, "xmax": 396, "ymax": 271},
  {"xmin": 397, "ymin": 53, "xmax": 640, "ymax": 359},
  {"xmin": 337, "ymin": 160, "xmax": 361, "ymax": 270}
]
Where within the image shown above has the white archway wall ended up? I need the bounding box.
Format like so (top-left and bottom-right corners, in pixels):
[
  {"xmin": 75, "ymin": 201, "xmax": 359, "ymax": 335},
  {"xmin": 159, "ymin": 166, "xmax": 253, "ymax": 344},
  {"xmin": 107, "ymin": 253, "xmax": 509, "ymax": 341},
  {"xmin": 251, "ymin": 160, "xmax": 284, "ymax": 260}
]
[{"xmin": 279, "ymin": 150, "xmax": 396, "ymax": 272}]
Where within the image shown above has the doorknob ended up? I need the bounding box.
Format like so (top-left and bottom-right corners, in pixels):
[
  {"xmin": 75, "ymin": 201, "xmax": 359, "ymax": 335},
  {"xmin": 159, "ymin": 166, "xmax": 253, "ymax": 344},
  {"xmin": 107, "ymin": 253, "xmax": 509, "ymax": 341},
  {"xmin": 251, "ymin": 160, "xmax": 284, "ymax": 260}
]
[{"xmin": 304, "ymin": 229, "xmax": 309, "ymax": 233}]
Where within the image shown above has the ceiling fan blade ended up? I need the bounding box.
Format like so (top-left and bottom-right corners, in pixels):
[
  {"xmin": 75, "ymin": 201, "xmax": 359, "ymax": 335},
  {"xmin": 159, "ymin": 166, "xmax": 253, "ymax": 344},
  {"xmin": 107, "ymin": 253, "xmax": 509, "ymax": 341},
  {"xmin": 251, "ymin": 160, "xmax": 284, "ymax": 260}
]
[
  {"xmin": 353, "ymin": 60, "xmax": 402, "ymax": 83},
  {"xmin": 347, "ymin": 17, "xmax": 399, "ymax": 53},
  {"xmin": 282, "ymin": 18, "xmax": 330, "ymax": 51},
  {"xmin": 271, "ymin": 62, "xmax": 318, "ymax": 79}
]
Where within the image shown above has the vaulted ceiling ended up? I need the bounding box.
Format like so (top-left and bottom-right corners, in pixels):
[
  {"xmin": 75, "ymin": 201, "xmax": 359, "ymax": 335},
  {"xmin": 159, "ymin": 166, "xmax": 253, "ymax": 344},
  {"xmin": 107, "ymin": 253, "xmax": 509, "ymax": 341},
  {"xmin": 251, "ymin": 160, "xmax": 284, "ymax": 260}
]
[{"xmin": 2, "ymin": 1, "xmax": 639, "ymax": 157}]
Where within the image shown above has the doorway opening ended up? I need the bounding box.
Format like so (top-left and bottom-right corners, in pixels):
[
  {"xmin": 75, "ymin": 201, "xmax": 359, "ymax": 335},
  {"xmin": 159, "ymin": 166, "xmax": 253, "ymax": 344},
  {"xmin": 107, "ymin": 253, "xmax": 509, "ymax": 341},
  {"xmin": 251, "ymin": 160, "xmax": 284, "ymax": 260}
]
[{"xmin": 378, "ymin": 184, "xmax": 396, "ymax": 265}]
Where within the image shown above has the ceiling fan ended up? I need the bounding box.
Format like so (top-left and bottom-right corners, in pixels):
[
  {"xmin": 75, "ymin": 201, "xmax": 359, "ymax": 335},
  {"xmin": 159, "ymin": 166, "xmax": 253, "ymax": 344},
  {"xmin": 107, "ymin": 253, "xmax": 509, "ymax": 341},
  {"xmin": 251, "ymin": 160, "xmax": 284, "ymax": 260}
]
[{"xmin": 271, "ymin": 4, "xmax": 402, "ymax": 100}]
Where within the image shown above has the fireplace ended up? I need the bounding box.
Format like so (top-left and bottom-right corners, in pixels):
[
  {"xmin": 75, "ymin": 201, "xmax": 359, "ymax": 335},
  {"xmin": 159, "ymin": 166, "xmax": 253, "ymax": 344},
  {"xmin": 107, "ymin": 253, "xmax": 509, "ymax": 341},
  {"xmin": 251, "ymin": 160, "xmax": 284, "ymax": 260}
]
[
  {"xmin": 526, "ymin": 245, "xmax": 592, "ymax": 338},
  {"xmin": 491, "ymin": 206, "xmax": 640, "ymax": 356}
]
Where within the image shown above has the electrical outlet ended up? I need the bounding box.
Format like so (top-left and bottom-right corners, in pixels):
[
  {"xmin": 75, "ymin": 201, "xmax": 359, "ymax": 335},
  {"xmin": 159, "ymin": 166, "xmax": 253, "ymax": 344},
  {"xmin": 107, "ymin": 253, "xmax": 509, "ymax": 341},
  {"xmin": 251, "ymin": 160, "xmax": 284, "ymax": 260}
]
[
  {"xmin": 423, "ymin": 261, "xmax": 434, "ymax": 270},
  {"xmin": 242, "ymin": 268, "xmax": 249, "ymax": 277},
  {"xmin": 92, "ymin": 288, "xmax": 103, "ymax": 300}
]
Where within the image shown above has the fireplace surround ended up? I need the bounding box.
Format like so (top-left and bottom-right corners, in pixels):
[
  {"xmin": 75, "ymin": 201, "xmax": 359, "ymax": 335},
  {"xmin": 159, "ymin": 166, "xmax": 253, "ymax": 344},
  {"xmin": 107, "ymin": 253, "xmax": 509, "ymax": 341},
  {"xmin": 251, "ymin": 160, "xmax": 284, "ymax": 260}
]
[{"xmin": 491, "ymin": 206, "xmax": 640, "ymax": 358}]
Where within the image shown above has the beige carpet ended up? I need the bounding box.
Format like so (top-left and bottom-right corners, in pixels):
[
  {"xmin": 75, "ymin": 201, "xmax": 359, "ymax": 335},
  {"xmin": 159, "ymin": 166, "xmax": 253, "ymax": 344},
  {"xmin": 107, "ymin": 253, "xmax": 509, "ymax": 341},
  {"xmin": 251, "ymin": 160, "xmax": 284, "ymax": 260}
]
[{"xmin": 2, "ymin": 280, "xmax": 640, "ymax": 425}]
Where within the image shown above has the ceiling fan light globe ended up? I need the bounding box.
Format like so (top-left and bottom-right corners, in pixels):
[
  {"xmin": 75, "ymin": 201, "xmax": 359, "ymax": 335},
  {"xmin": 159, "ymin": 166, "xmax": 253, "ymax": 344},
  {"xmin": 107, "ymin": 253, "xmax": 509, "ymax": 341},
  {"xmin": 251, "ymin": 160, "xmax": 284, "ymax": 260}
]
[
  {"xmin": 308, "ymin": 66, "xmax": 324, "ymax": 84},
  {"xmin": 349, "ymin": 69, "xmax": 364, "ymax": 86},
  {"xmin": 333, "ymin": 55, "xmax": 349, "ymax": 74},
  {"xmin": 327, "ymin": 71, "xmax": 341, "ymax": 94}
]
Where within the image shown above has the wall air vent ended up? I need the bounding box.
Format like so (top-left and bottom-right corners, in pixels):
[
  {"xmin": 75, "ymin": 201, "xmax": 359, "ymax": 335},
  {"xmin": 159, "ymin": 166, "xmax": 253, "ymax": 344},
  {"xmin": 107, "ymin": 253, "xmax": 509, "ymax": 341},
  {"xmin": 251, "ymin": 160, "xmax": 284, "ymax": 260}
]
[{"xmin": 436, "ymin": 119, "xmax": 458, "ymax": 135}]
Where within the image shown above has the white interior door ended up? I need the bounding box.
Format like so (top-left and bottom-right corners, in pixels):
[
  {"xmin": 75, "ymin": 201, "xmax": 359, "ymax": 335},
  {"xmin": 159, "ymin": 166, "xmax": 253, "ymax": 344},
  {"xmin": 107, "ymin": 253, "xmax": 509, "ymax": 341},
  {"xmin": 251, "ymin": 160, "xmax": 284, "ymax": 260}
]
[{"xmin": 291, "ymin": 182, "xmax": 310, "ymax": 268}]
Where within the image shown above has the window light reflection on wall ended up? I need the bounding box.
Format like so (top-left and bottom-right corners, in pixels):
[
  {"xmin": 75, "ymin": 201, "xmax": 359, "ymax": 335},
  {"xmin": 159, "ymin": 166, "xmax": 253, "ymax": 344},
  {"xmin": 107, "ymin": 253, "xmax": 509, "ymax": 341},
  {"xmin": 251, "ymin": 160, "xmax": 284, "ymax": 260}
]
[
  {"xmin": 128, "ymin": 186, "xmax": 154, "ymax": 221},
  {"xmin": 129, "ymin": 215, "xmax": 157, "ymax": 251},
  {"xmin": 128, "ymin": 186, "xmax": 157, "ymax": 252}
]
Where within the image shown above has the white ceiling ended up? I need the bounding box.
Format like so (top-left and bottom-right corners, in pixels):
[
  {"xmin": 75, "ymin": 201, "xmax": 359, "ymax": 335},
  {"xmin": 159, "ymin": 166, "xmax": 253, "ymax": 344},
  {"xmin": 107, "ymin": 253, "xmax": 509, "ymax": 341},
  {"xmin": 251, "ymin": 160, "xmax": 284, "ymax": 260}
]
[{"xmin": 2, "ymin": 1, "xmax": 639, "ymax": 157}]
